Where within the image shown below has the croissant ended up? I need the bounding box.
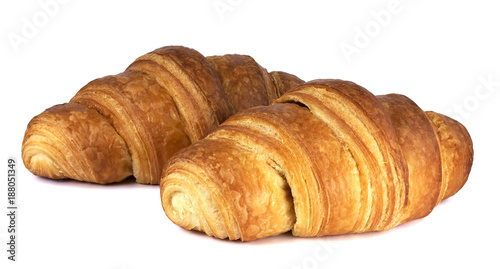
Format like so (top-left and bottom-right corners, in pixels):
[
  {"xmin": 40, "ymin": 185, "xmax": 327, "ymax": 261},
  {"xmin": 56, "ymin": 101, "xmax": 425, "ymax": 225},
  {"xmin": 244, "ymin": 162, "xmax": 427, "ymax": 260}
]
[
  {"xmin": 21, "ymin": 46, "xmax": 304, "ymax": 184},
  {"xmin": 160, "ymin": 79, "xmax": 473, "ymax": 241}
]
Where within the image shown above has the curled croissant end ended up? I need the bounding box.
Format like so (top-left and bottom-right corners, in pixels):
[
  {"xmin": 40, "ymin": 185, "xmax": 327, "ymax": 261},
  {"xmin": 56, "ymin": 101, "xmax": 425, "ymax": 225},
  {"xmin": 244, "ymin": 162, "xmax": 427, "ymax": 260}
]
[
  {"xmin": 425, "ymin": 111, "xmax": 474, "ymax": 201},
  {"xmin": 160, "ymin": 79, "xmax": 473, "ymax": 241},
  {"xmin": 161, "ymin": 138, "xmax": 297, "ymax": 241},
  {"xmin": 22, "ymin": 103, "xmax": 133, "ymax": 184},
  {"xmin": 21, "ymin": 46, "xmax": 304, "ymax": 184}
]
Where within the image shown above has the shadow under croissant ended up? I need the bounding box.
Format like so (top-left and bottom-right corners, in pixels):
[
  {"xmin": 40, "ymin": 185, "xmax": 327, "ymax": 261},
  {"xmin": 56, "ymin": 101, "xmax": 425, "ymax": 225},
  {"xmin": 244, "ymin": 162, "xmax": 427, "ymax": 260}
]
[
  {"xmin": 33, "ymin": 174, "xmax": 140, "ymax": 188},
  {"xmin": 170, "ymin": 216, "xmax": 427, "ymax": 245}
]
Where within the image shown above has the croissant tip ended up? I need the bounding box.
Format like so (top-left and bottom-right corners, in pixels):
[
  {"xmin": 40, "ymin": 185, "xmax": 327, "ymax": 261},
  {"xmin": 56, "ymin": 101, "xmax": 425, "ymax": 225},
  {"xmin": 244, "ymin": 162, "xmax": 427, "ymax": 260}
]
[{"xmin": 24, "ymin": 153, "xmax": 65, "ymax": 180}]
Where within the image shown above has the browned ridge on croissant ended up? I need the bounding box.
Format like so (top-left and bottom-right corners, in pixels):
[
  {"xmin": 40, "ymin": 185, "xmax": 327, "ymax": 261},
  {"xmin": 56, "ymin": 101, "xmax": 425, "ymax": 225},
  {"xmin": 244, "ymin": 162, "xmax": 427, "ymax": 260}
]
[
  {"xmin": 160, "ymin": 79, "xmax": 473, "ymax": 241},
  {"xmin": 21, "ymin": 46, "xmax": 304, "ymax": 184}
]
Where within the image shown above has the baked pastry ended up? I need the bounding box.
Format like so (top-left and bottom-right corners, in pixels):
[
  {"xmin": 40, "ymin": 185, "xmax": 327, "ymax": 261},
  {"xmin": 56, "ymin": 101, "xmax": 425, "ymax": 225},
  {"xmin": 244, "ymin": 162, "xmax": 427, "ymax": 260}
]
[
  {"xmin": 22, "ymin": 46, "xmax": 304, "ymax": 184},
  {"xmin": 160, "ymin": 79, "xmax": 473, "ymax": 241}
]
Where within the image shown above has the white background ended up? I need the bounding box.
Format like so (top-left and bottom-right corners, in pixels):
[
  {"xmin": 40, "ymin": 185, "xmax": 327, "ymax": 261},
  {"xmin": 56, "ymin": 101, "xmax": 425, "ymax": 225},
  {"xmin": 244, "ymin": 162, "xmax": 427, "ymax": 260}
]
[{"xmin": 1, "ymin": 0, "xmax": 499, "ymax": 268}]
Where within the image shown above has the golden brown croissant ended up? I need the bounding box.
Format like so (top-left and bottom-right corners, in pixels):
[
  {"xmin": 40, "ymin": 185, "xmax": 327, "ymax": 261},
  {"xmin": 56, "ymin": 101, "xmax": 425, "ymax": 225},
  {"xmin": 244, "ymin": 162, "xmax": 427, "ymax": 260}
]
[
  {"xmin": 160, "ymin": 79, "xmax": 473, "ymax": 241},
  {"xmin": 22, "ymin": 46, "xmax": 304, "ymax": 184}
]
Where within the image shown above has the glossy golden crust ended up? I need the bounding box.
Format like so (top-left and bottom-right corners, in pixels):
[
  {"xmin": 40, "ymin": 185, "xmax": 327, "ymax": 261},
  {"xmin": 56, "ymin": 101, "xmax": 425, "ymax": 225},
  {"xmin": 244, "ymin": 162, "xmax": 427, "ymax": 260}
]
[
  {"xmin": 426, "ymin": 111, "xmax": 473, "ymax": 201},
  {"xmin": 127, "ymin": 46, "xmax": 230, "ymax": 142},
  {"xmin": 278, "ymin": 80, "xmax": 409, "ymax": 232},
  {"xmin": 162, "ymin": 137, "xmax": 296, "ymax": 241},
  {"xmin": 207, "ymin": 54, "xmax": 276, "ymax": 115},
  {"xmin": 269, "ymin": 71, "xmax": 305, "ymax": 97},
  {"xmin": 22, "ymin": 103, "xmax": 132, "ymax": 184},
  {"xmin": 22, "ymin": 46, "xmax": 304, "ymax": 184},
  {"xmin": 160, "ymin": 79, "xmax": 474, "ymax": 241},
  {"xmin": 71, "ymin": 70, "xmax": 191, "ymax": 184},
  {"xmin": 378, "ymin": 94, "xmax": 441, "ymax": 222}
]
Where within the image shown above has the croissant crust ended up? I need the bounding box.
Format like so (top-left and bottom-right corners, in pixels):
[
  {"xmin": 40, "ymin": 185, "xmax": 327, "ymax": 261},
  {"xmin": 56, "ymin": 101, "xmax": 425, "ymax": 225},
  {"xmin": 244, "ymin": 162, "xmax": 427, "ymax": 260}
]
[{"xmin": 160, "ymin": 79, "xmax": 473, "ymax": 241}]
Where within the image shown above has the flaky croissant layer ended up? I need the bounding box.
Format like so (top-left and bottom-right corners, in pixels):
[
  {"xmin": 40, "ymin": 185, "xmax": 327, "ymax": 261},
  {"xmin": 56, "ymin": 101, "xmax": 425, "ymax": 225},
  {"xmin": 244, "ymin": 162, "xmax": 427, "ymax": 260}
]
[
  {"xmin": 22, "ymin": 46, "xmax": 304, "ymax": 184},
  {"xmin": 160, "ymin": 79, "xmax": 473, "ymax": 241}
]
